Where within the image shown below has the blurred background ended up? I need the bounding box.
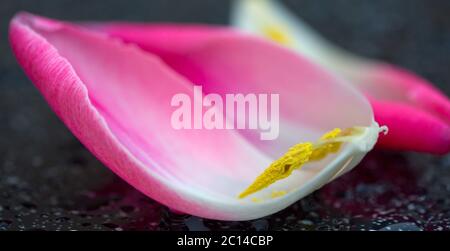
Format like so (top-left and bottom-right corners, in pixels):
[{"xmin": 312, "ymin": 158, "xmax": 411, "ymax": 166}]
[{"xmin": 0, "ymin": 0, "xmax": 449, "ymax": 231}]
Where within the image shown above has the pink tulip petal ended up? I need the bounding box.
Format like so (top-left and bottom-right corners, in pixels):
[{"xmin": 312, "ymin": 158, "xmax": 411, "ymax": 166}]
[
  {"xmin": 93, "ymin": 23, "xmax": 374, "ymax": 155},
  {"xmin": 9, "ymin": 13, "xmax": 270, "ymax": 220},
  {"xmin": 355, "ymin": 64, "xmax": 450, "ymax": 154},
  {"xmin": 358, "ymin": 64, "xmax": 450, "ymax": 124},
  {"xmin": 96, "ymin": 23, "xmax": 450, "ymax": 155},
  {"xmin": 370, "ymin": 99, "xmax": 450, "ymax": 154},
  {"xmin": 10, "ymin": 13, "xmax": 376, "ymax": 220},
  {"xmin": 229, "ymin": 0, "xmax": 450, "ymax": 154}
]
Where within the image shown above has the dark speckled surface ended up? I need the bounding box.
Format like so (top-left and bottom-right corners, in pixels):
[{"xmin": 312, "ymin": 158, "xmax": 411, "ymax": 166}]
[{"xmin": 0, "ymin": 0, "xmax": 449, "ymax": 231}]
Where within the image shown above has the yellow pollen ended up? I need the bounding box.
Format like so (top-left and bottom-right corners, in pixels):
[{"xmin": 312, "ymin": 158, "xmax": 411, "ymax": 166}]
[
  {"xmin": 271, "ymin": 190, "xmax": 287, "ymax": 198},
  {"xmin": 238, "ymin": 127, "xmax": 364, "ymax": 199},
  {"xmin": 262, "ymin": 25, "xmax": 292, "ymax": 45},
  {"xmin": 238, "ymin": 142, "xmax": 313, "ymax": 199},
  {"xmin": 309, "ymin": 128, "xmax": 342, "ymax": 161},
  {"xmin": 251, "ymin": 197, "xmax": 262, "ymax": 203}
]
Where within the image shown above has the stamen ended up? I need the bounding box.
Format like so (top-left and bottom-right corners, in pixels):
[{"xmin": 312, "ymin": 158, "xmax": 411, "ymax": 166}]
[
  {"xmin": 309, "ymin": 128, "xmax": 342, "ymax": 161},
  {"xmin": 238, "ymin": 127, "xmax": 365, "ymax": 199},
  {"xmin": 238, "ymin": 142, "xmax": 313, "ymax": 199}
]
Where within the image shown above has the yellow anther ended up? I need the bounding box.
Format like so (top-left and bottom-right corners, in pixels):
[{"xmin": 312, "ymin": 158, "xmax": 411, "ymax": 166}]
[
  {"xmin": 238, "ymin": 127, "xmax": 364, "ymax": 199},
  {"xmin": 238, "ymin": 142, "xmax": 313, "ymax": 199},
  {"xmin": 309, "ymin": 128, "xmax": 342, "ymax": 161}
]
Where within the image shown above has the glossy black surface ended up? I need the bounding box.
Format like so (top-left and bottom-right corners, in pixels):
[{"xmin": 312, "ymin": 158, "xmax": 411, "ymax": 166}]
[{"xmin": 0, "ymin": 0, "xmax": 449, "ymax": 231}]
